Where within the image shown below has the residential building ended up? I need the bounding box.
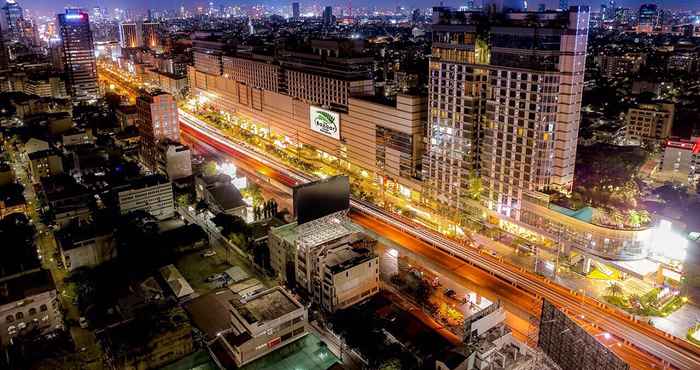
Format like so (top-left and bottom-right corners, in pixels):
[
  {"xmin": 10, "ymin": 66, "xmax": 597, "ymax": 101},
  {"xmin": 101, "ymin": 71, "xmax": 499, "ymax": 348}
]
[
  {"xmin": 667, "ymin": 51, "xmax": 698, "ymax": 74},
  {"xmin": 625, "ymin": 102, "xmax": 674, "ymax": 147},
  {"xmin": 55, "ymin": 221, "xmax": 116, "ymax": 271},
  {"xmin": 119, "ymin": 22, "xmax": 140, "ymax": 48},
  {"xmin": 0, "ymin": 161, "xmax": 13, "ymax": 186},
  {"xmin": 28, "ymin": 148, "xmax": 64, "ymax": 182},
  {"xmin": 156, "ymin": 140, "xmax": 192, "ymax": 181},
  {"xmin": 185, "ymin": 287, "xmax": 308, "ymax": 367},
  {"xmin": 116, "ymin": 175, "xmax": 174, "ymax": 220},
  {"xmin": 195, "ymin": 174, "xmax": 247, "ymax": 219},
  {"xmin": 115, "ymin": 104, "xmax": 137, "ymax": 131},
  {"xmin": 598, "ymin": 53, "xmax": 646, "ymax": 77},
  {"xmin": 136, "ymin": 90, "xmax": 179, "ymax": 167},
  {"xmin": 424, "ymin": 6, "xmax": 590, "ymax": 220},
  {"xmin": 0, "ymin": 226, "xmax": 61, "ymax": 346},
  {"xmin": 0, "ymin": 183, "xmax": 26, "ymax": 219},
  {"xmin": 0, "ymin": 270, "xmax": 61, "ymax": 346},
  {"xmin": 145, "ymin": 69, "xmax": 188, "ymax": 98},
  {"xmin": 58, "ymin": 9, "xmax": 98, "ymax": 102}
]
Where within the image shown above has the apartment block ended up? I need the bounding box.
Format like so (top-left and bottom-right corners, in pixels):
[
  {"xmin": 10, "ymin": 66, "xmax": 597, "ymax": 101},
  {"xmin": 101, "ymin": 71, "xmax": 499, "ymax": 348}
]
[
  {"xmin": 116, "ymin": 175, "xmax": 174, "ymax": 220},
  {"xmin": 625, "ymin": 102, "xmax": 675, "ymax": 147}
]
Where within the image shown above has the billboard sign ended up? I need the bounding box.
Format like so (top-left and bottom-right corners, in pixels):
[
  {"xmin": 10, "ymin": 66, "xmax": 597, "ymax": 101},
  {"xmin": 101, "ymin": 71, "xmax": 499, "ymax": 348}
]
[
  {"xmin": 293, "ymin": 176, "xmax": 350, "ymax": 225},
  {"xmin": 310, "ymin": 106, "xmax": 340, "ymax": 140}
]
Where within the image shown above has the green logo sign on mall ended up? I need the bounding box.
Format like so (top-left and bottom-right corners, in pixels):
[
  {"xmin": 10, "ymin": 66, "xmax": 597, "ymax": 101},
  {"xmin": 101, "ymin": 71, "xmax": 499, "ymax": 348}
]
[{"xmin": 310, "ymin": 106, "xmax": 340, "ymax": 140}]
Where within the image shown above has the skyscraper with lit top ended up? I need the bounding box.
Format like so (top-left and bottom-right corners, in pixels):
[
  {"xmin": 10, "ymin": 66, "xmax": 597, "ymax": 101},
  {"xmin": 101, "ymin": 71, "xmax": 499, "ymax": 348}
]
[{"xmin": 58, "ymin": 8, "xmax": 98, "ymax": 102}]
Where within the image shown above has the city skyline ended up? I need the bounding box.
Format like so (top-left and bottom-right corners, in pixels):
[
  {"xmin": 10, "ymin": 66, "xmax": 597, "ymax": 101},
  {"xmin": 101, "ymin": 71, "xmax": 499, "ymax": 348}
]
[
  {"xmin": 19, "ymin": 0, "xmax": 700, "ymax": 18},
  {"xmin": 0, "ymin": 0, "xmax": 699, "ymax": 368}
]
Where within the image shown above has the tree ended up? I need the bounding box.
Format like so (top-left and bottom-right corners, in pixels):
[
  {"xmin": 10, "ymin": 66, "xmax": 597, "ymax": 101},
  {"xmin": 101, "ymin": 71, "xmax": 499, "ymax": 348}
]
[
  {"xmin": 605, "ymin": 282, "xmax": 624, "ymax": 298},
  {"xmin": 244, "ymin": 183, "xmax": 263, "ymax": 206},
  {"xmin": 176, "ymin": 193, "xmax": 192, "ymax": 208},
  {"xmin": 202, "ymin": 160, "xmax": 218, "ymax": 177}
]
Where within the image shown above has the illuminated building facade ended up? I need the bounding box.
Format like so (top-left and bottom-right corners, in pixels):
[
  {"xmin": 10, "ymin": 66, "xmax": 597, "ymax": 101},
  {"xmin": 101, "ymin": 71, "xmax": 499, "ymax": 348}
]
[
  {"xmin": 142, "ymin": 22, "xmax": 161, "ymax": 51},
  {"xmin": 57, "ymin": 9, "xmax": 98, "ymax": 102},
  {"xmin": 425, "ymin": 6, "xmax": 590, "ymax": 221},
  {"xmin": 119, "ymin": 22, "xmax": 140, "ymax": 48}
]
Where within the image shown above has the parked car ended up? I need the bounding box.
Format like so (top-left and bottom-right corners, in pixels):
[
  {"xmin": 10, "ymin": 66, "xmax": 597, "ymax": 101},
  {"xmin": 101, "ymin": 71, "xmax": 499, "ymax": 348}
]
[
  {"xmin": 202, "ymin": 250, "xmax": 217, "ymax": 257},
  {"xmin": 205, "ymin": 273, "xmax": 227, "ymax": 282}
]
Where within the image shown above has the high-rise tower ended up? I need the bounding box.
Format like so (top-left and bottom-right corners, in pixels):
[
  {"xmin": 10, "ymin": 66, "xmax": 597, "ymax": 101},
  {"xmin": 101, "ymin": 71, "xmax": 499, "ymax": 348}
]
[
  {"xmin": 57, "ymin": 9, "xmax": 98, "ymax": 102},
  {"xmin": 424, "ymin": 6, "xmax": 589, "ymax": 220}
]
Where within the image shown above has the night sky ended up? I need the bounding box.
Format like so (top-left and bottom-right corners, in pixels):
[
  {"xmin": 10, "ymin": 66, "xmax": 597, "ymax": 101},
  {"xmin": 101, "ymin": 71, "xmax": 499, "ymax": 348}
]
[{"xmin": 22, "ymin": 0, "xmax": 700, "ymax": 18}]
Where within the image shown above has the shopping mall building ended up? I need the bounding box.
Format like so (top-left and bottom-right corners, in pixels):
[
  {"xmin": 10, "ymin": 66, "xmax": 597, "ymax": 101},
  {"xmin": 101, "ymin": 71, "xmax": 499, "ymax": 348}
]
[{"xmin": 186, "ymin": 32, "xmax": 683, "ymax": 281}]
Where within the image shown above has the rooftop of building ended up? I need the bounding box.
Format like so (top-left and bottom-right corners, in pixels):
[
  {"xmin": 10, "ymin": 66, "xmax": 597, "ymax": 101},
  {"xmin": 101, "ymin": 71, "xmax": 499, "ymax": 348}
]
[
  {"xmin": 27, "ymin": 148, "xmax": 61, "ymax": 160},
  {"xmin": 55, "ymin": 220, "xmax": 112, "ymax": 251},
  {"xmin": 431, "ymin": 6, "xmax": 586, "ymax": 29},
  {"xmin": 116, "ymin": 174, "xmax": 170, "ymax": 193},
  {"xmin": 115, "ymin": 104, "xmax": 137, "ymax": 114},
  {"xmin": 184, "ymin": 288, "xmax": 237, "ymax": 340},
  {"xmin": 0, "ymin": 182, "xmax": 24, "ymax": 208},
  {"xmin": 236, "ymin": 287, "xmax": 301, "ymax": 325},
  {"xmin": 208, "ymin": 185, "xmax": 246, "ymax": 211},
  {"xmin": 0, "ymin": 269, "xmax": 56, "ymax": 306},
  {"xmin": 325, "ymin": 246, "xmax": 375, "ymax": 274},
  {"xmin": 219, "ymin": 333, "xmax": 339, "ymax": 370}
]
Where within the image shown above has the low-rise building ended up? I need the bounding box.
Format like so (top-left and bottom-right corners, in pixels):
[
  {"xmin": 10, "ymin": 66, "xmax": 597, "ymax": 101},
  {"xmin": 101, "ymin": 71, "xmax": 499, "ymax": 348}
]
[
  {"xmin": 116, "ymin": 175, "xmax": 174, "ymax": 220},
  {"xmin": 270, "ymin": 213, "xmax": 380, "ymax": 312},
  {"xmin": 62, "ymin": 127, "xmax": 94, "ymax": 147},
  {"xmin": 185, "ymin": 286, "xmax": 308, "ymax": 367},
  {"xmin": 156, "ymin": 140, "xmax": 192, "ymax": 181},
  {"xmin": 115, "ymin": 104, "xmax": 137, "ymax": 131},
  {"xmin": 0, "ymin": 162, "xmax": 13, "ymax": 187},
  {"xmin": 55, "ymin": 221, "xmax": 116, "ymax": 271},
  {"xmin": 28, "ymin": 149, "xmax": 64, "ymax": 182},
  {"xmin": 0, "ymin": 183, "xmax": 26, "ymax": 219},
  {"xmin": 0, "ymin": 269, "xmax": 62, "ymax": 346},
  {"xmin": 195, "ymin": 174, "xmax": 247, "ymax": 219}
]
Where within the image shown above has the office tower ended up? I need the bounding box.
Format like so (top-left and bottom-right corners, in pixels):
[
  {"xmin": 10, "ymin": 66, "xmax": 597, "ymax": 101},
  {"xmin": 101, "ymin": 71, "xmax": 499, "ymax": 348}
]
[
  {"xmin": 638, "ymin": 3, "xmax": 658, "ymax": 30},
  {"xmin": 292, "ymin": 2, "xmax": 300, "ymax": 19},
  {"xmin": 136, "ymin": 91, "xmax": 180, "ymax": 167},
  {"xmin": 424, "ymin": 6, "xmax": 590, "ymax": 220},
  {"xmin": 58, "ymin": 9, "xmax": 98, "ymax": 102},
  {"xmin": 323, "ymin": 6, "xmax": 333, "ymax": 25},
  {"xmin": 142, "ymin": 22, "xmax": 161, "ymax": 51},
  {"xmin": 1, "ymin": 0, "xmax": 23, "ymax": 42},
  {"xmin": 119, "ymin": 22, "xmax": 140, "ymax": 48},
  {"xmin": 92, "ymin": 7, "xmax": 102, "ymax": 21}
]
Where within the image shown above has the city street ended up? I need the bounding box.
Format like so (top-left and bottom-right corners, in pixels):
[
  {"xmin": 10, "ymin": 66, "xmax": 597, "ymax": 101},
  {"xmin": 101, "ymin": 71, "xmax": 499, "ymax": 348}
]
[{"xmin": 5, "ymin": 142, "xmax": 104, "ymax": 368}]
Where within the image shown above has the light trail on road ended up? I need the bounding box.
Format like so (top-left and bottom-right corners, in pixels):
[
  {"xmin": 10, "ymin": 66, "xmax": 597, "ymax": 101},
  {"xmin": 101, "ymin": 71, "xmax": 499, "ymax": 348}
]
[{"xmin": 178, "ymin": 109, "xmax": 700, "ymax": 369}]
